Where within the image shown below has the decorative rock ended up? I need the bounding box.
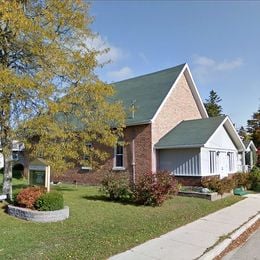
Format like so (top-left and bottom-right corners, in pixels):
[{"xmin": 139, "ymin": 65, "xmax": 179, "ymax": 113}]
[
  {"xmin": 7, "ymin": 205, "xmax": 69, "ymax": 222},
  {"xmin": 201, "ymin": 188, "xmax": 211, "ymax": 193}
]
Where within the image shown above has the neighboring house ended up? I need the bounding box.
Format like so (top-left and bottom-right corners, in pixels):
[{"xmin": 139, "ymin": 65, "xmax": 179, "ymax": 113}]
[
  {"xmin": 243, "ymin": 140, "xmax": 257, "ymax": 171},
  {"xmin": 55, "ymin": 63, "xmax": 247, "ymax": 185},
  {"xmin": 0, "ymin": 141, "xmax": 26, "ymax": 178}
]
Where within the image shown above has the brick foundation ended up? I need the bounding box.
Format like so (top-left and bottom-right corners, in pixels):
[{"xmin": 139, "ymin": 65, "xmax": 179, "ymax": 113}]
[{"xmin": 175, "ymin": 175, "xmax": 220, "ymax": 186}]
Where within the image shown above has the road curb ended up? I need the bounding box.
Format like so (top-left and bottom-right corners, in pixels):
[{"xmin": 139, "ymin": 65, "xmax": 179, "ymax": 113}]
[{"xmin": 199, "ymin": 213, "xmax": 260, "ymax": 260}]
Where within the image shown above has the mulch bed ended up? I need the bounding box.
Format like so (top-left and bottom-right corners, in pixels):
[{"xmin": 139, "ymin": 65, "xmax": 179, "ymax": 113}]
[{"xmin": 214, "ymin": 219, "xmax": 260, "ymax": 259}]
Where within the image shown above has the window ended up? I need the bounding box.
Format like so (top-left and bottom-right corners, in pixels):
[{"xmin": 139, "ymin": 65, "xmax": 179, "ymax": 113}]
[
  {"xmin": 114, "ymin": 143, "xmax": 124, "ymax": 169},
  {"xmin": 12, "ymin": 152, "xmax": 19, "ymax": 161},
  {"xmin": 228, "ymin": 152, "xmax": 234, "ymax": 172},
  {"xmin": 209, "ymin": 151, "xmax": 216, "ymax": 173},
  {"xmin": 82, "ymin": 143, "xmax": 93, "ymax": 170}
]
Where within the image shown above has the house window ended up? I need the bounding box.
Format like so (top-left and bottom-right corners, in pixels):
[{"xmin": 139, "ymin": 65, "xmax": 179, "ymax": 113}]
[
  {"xmin": 114, "ymin": 143, "xmax": 124, "ymax": 169},
  {"xmin": 12, "ymin": 152, "xmax": 19, "ymax": 161},
  {"xmin": 209, "ymin": 151, "xmax": 216, "ymax": 174},
  {"xmin": 228, "ymin": 152, "xmax": 234, "ymax": 172}
]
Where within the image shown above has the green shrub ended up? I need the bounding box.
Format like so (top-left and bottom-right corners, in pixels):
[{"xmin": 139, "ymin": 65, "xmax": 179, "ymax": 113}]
[
  {"xmin": 100, "ymin": 171, "xmax": 133, "ymax": 201},
  {"xmin": 202, "ymin": 177, "xmax": 235, "ymax": 195},
  {"xmin": 16, "ymin": 187, "xmax": 46, "ymax": 209},
  {"xmin": 249, "ymin": 166, "xmax": 260, "ymax": 191},
  {"xmin": 35, "ymin": 191, "xmax": 64, "ymax": 211},
  {"xmin": 100, "ymin": 171, "xmax": 179, "ymax": 206},
  {"xmin": 134, "ymin": 171, "xmax": 179, "ymax": 206}
]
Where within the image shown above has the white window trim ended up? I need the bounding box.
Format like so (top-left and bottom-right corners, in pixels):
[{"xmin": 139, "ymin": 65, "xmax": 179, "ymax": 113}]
[
  {"xmin": 228, "ymin": 152, "xmax": 234, "ymax": 172},
  {"xmin": 113, "ymin": 143, "xmax": 125, "ymax": 171},
  {"xmin": 209, "ymin": 151, "xmax": 216, "ymax": 174}
]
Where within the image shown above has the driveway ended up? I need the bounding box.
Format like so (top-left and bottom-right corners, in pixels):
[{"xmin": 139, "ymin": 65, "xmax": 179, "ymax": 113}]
[{"xmin": 223, "ymin": 228, "xmax": 260, "ymax": 260}]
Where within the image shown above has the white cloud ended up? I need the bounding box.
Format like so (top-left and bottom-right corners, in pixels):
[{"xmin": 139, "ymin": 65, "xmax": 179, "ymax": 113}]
[
  {"xmin": 107, "ymin": 66, "xmax": 134, "ymax": 81},
  {"xmin": 193, "ymin": 56, "xmax": 215, "ymax": 67},
  {"xmin": 192, "ymin": 55, "xmax": 243, "ymax": 83},
  {"xmin": 85, "ymin": 35, "xmax": 125, "ymax": 64},
  {"xmin": 215, "ymin": 59, "xmax": 243, "ymax": 71}
]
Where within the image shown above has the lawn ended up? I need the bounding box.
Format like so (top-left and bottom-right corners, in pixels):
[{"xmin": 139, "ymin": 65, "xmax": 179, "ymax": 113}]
[{"xmin": 0, "ymin": 177, "xmax": 242, "ymax": 260}]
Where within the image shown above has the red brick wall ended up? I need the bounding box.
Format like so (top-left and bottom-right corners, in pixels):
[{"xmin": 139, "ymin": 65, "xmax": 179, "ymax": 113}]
[
  {"xmin": 53, "ymin": 124, "xmax": 153, "ymax": 184},
  {"xmin": 124, "ymin": 124, "xmax": 152, "ymax": 181}
]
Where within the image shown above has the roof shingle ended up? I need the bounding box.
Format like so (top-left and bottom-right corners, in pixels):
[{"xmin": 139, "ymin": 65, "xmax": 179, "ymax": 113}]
[
  {"xmin": 112, "ymin": 64, "xmax": 186, "ymax": 125},
  {"xmin": 155, "ymin": 116, "xmax": 226, "ymax": 149}
]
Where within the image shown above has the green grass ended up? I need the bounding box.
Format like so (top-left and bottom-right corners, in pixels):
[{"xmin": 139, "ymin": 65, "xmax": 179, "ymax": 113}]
[{"xmin": 0, "ymin": 177, "xmax": 243, "ymax": 260}]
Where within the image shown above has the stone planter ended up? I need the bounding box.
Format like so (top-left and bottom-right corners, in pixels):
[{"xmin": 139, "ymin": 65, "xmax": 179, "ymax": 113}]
[
  {"xmin": 7, "ymin": 205, "xmax": 69, "ymax": 222},
  {"xmin": 178, "ymin": 191, "xmax": 233, "ymax": 201}
]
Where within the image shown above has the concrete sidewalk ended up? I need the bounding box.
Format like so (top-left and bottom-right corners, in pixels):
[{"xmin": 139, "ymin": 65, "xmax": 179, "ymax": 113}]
[{"xmin": 110, "ymin": 194, "xmax": 260, "ymax": 260}]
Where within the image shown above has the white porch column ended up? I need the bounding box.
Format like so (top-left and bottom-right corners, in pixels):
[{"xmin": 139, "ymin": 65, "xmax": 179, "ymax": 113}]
[{"xmin": 242, "ymin": 151, "xmax": 246, "ymax": 172}]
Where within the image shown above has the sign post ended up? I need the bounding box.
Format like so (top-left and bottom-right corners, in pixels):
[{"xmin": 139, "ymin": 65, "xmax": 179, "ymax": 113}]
[{"xmin": 29, "ymin": 158, "xmax": 50, "ymax": 192}]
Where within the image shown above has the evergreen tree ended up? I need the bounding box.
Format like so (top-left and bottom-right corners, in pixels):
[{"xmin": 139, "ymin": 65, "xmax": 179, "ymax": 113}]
[
  {"xmin": 238, "ymin": 126, "xmax": 251, "ymax": 141},
  {"xmin": 247, "ymin": 108, "xmax": 260, "ymax": 148},
  {"xmin": 0, "ymin": 0, "xmax": 125, "ymax": 199},
  {"xmin": 204, "ymin": 90, "xmax": 223, "ymax": 117}
]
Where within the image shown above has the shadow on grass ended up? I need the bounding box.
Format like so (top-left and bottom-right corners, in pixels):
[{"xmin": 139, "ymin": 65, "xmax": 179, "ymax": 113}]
[
  {"xmin": 1, "ymin": 203, "xmax": 7, "ymax": 210},
  {"xmin": 12, "ymin": 184, "xmax": 28, "ymax": 190},
  {"xmin": 53, "ymin": 186, "xmax": 77, "ymax": 192},
  {"xmin": 82, "ymin": 194, "xmax": 140, "ymax": 206}
]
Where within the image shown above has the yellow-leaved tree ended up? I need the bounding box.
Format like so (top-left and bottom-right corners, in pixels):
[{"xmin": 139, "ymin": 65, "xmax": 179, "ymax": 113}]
[{"xmin": 0, "ymin": 0, "xmax": 125, "ymax": 199}]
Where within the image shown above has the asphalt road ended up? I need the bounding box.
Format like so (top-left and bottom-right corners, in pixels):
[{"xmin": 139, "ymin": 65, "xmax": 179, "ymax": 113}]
[{"xmin": 223, "ymin": 228, "xmax": 260, "ymax": 260}]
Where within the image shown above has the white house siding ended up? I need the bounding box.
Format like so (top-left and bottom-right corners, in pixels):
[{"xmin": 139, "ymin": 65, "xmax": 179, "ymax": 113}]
[
  {"xmin": 200, "ymin": 148, "xmax": 238, "ymax": 178},
  {"xmin": 158, "ymin": 148, "xmax": 200, "ymax": 176},
  {"xmin": 206, "ymin": 125, "xmax": 237, "ymax": 150},
  {"xmin": 201, "ymin": 125, "xmax": 238, "ymax": 178}
]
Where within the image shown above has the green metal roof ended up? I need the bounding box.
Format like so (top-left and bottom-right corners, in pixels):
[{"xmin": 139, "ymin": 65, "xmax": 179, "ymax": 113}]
[
  {"xmin": 155, "ymin": 116, "xmax": 226, "ymax": 149},
  {"xmin": 112, "ymin": 64, "xmax": 186, "ymax": 125}
]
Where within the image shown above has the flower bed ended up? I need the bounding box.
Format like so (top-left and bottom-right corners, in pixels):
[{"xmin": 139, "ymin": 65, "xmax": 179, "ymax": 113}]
[{"xmin": 8, "ymin": 205, "xmax": 69, "ymax": 222}]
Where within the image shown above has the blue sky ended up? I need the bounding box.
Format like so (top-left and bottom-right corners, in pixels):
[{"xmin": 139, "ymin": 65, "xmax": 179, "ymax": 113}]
[{"xmin": 89, "ymin": 1, "xmax": 260, "ymax": 128}]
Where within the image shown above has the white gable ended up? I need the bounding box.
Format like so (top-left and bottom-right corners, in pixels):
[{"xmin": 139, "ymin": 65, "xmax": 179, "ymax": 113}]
[{"xmin": 205, "ymin": 125, "xmax": 237, "ymax": 151}]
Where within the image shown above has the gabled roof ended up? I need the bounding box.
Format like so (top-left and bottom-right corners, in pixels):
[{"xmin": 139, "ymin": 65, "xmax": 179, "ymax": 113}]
[
  {"xmin": 111, "ymin": 63, "xmax": 206, "ymax": 126},
  {"xmin": 56, "ymin": 63, "xmax": 207, "ymax": 128},
  {"xmin": 155, "ymin": 116, "xmax": 226, "ymax": 149},
  {"xmin": 155, "ymin": 116, "xmax": 245, "ymax": 151},
  {"xmin": 112, "ymin": 64, "xmax": 185, "ymax": 125},
  {"xmin": 243, "ymin": 140, "xmax": 257, "ymax": 152}
]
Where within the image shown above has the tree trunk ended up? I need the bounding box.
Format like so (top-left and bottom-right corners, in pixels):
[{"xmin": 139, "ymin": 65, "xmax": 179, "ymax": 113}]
[
  {"xmin": 2, "ymin": 146, "xmax": 13, "ymax": 200},
  {"xmin": 1, "ymin": 94, "xmax": 13, "ymax": 200}
]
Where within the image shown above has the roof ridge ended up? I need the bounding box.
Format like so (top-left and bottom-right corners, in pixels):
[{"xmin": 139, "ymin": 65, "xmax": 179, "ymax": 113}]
[
  {"xmin": 112, "ymin": 63, "xmax": 186, "ymax": 85},
  {"xmin": 181, "ymin": 115, "xmax": 226, "ymax": 123}
]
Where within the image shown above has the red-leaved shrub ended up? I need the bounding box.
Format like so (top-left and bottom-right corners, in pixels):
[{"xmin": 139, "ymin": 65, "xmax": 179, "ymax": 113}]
[
  {"xmin": 16, "ymin": 187, "xmax": 46, "ymax": 209},
  {"xmin": 134, "ymin": 171, "xmax": 179, "ymax": 206}
]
